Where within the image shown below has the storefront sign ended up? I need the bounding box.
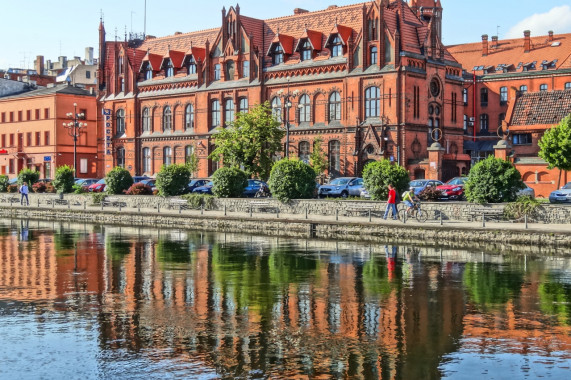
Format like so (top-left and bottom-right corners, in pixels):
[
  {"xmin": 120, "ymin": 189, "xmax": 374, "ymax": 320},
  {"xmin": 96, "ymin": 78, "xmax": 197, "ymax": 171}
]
[
  {"xmin": 103, "ymin": 109, "xmax": 112, "ymax": 155},
  {"xmin": 44, "ymin": 156, "xmax": 51, "ymax": 162}
]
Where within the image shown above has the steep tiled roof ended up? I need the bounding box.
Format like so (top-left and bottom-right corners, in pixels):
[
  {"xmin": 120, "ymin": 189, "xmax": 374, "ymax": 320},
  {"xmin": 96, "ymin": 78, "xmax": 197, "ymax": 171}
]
[
  {"xmin": 511, "ymin": 90, "xmax": 571, "ymax": 126},
  {"xmin": 294, "ymin": 29, "xmax": 323, "ymax": 51},
  {"xmin": 139, "ymin": 28, "xmax": 220, "ymax": 56},
  {"xmin": 164, "ymin": 49, "xmax": 186, "ymax": 68},
  {"xmin": 141, "ymin": 52, "xmax": 163, "ymax": 71},
  {"xmin": 448, "ymin": 33, "xmax": 571, "ymax": 74}
]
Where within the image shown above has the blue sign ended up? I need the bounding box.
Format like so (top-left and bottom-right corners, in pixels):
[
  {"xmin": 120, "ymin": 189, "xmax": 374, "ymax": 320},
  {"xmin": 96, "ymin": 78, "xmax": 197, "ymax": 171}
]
[{"xmin": 44, "ymin": 156, "xmax": 51, "ymax": 162}]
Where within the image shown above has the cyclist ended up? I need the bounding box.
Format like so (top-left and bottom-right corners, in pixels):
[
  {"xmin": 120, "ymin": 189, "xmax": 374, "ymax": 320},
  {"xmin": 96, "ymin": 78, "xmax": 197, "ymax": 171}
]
[{"xmin": 402, "ymin": 186, "xmax": 419, "ymax": 215}]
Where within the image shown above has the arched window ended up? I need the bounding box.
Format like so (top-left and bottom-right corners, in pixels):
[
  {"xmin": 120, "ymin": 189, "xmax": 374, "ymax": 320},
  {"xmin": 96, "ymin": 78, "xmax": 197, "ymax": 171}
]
[
  {"xmin": 116, "ymin": 147, "xmax": 125, "ymax": 168},
  {"xmin": 299, "ymin": 94, "xmax": 310, "ymax": 123},
  {"xmin": 299, "ymin": 141, "xmax": 310, "ymax": 163},
  {"xmin": 214, "ymin": 64, "xmax": 221, "ymax": 81},
  {"xmin": 370, "ymin": 46, "xmax": 378, "ymax": 65},
  {"xmin": 329, "ymin": 92, "xmax": 341, "ymax": 121},
  {"xmin": 185, "ymin": 145, "xmax": 194, "ymax": 164},
  {"xmin": 519, "ymin": 85, "xmax": 528, "ymax": 94},
  {"xmin": 163, "ymin": 106, "xmax": 172, "ymax": 131},
  {"xmin": 211, "ymin": 100, "xmax": 220, "ymax": 128},
  {"xmin": 185, "ymin": 104, "xmax": 194, "ymax": 131},
  {"xmin": 142, "ymin": 107, "xmax": 150, "ymax": 132},
  {"xmin": 165, "ymin": 60, "xmax": 174, "ymax": 77},
  {"xmin": 273, "ymin": 44, "xmax": 284, "ymax": 65},
  {"xmin": 163, "ymin": 146, "xmax": 172, "ymax": 166},
  {"xmin": 480, "ymin": 88, "xmax": 488, "ymax": 106},
  {"xmin": 145, "ymin": 67, "xmax": 153, "ymax": 80},
  {"xmin": 225, "ymin": 99, "xmax": 235, "ymax": 123},
  {"xmin": 500, "ymin": 86, "xmax": 508, "ymax": 105},
  {"xmin": 239, "ymin": 98, "xmax": 248, "ymax": 114},
  {"xmin": 365, "ymin": 87, "xmax": 380, "ymax": 118},
  {"xmin": 331, "ymin": 35, "xmax": 343, "ymax": 57},
  {"xmin": 301, "ymin": 40, "xmax": 312, "ymax": 61},
  {"xmin": 116, "ymin": 109, "xmax": 125, "ymax": 134},
  {"xmin": 480, "ymin": 114, "xmax": 489, "ymax": 132},
  {"xmin": 142, "ymin": 147, "xmax": 151, "ymax": 173},
  {"xmin": 328, "ymin": 140, "xmax": 341, "ymax": 175},
  {"xmin": 271, "ymin": 97, "xmax": 282, "ymax": 122},
  {"xmin": 187, "ymin": 57, "xmax": 196, "ymax": 74},
  {"xmin": 226, "ymin": 60, "xmax": 235, "ymax": 80}
]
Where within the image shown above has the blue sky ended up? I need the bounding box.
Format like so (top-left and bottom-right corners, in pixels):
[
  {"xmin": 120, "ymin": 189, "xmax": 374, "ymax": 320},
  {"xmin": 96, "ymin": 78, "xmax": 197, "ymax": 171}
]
[{"xmin": 1, "ymin": 0, "xmax": 570, "ymax": 70}]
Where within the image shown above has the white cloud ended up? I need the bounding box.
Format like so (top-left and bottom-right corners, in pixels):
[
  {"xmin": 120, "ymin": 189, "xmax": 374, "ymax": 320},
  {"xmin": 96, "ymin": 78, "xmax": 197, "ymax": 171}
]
[{"xmin": 506, "ymin": 5, "xmax": 571, "ymax": 38}]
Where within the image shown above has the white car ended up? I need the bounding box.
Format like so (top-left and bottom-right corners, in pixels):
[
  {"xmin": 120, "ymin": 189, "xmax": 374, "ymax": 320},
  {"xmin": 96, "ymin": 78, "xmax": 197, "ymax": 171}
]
[{"xmin": 549, "ymin": 182, "xmax": 571, "ymax": 203}]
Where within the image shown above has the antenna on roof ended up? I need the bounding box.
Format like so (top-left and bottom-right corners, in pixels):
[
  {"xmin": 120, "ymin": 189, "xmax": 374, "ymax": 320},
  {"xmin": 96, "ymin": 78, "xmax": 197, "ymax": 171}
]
[
  {"xmin": 144, "ymin": 0, "xmax": 147, "ymax": 37},
  {"xmin": 497, "ymin": 25, "xmax": 500, "ymax": 40}
]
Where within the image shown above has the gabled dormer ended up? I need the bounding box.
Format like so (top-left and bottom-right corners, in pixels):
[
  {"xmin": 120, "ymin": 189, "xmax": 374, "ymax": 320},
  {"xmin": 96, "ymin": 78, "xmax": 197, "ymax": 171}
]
[
  {"xmin": 267, "ymin": 32, "xmax": 294, "ymax": 65},
  {"xmin": 140, "ymin": 50, "xmax": 163, "ymax": 81},
  {"xmin": 294, "ymin": 29, "xmax": 323, "ymax": 62},
  {"xmin": 325, "ymin": 24, "xmax": 353, "ymax": 58},
  {"xmin": 160, "ymin": 48, "xmax": 185, "ymax": 78},
  {"xmin": 183, "ymin": 44, "xmax": 206, "ymax": 75}
]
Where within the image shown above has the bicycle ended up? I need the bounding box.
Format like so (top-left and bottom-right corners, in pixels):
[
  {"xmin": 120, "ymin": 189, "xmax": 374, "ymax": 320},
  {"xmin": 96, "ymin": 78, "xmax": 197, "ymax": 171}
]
[{"xmin": 398, "ymin": 202, "xmax": 427, "ymax": 223}]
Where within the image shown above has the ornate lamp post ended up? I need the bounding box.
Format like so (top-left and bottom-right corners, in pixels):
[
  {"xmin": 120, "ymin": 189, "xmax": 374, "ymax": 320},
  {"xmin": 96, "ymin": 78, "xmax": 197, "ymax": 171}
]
[
  {"xmin": 63, "ymin": 103, "xmax": 87, "ymax": 177},
  {"xmin": 274, "ymin": 77, "xmax": 299, "ymax": 159}
]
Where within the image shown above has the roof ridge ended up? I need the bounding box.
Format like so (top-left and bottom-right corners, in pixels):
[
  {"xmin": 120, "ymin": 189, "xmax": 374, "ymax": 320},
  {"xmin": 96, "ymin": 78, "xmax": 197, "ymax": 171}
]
[
  {"xmin": 263, "ymin": 2, "xmax": 368, "ymax": 24},
  {"xmin": 144, "ymin": 27, "xmax": 219, "ymax": 42}
]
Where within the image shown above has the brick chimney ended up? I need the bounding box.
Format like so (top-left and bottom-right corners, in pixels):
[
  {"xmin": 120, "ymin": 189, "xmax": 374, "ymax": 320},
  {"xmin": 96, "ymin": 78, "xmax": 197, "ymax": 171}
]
[
  {"xmin": 491, "ymin": 35, "xmax": 498, "ymax": 48},
  {"xmin": 548, "ymin": 30, "xmax": 554, "ymax": 42},
  {"xmin": 482, "ymin": 34, "xmax": 489, "ymax": 56},
  {"xmin": 524, "ymin": 30, "xmax": 531, "ymax": 52},
  {"xmin": 294, "ymin": 8, "xmax": 309, "ymax": 14},
  {"xmin": 35, "ymin": 55, "xmax": 44, "ymax": 75}
]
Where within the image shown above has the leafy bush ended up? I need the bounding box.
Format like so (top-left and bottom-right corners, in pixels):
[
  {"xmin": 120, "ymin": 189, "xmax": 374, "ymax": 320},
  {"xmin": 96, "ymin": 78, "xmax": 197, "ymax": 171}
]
[
  {"xmin": 18, "ymin": 168, "xmax": 40, "ymax": 186},
  {"xmin": 503, "ymin": 196, "xmax": 541, "ymax": 220},
  {"xmin": 125, "ymin": 183, "xmax": 153, "ymax": 195},
  {"xmin": 105, "ymin": 167, "xmax": 134, "ymax": 195},
  {"xmin": 418, "ymin": 186, "xmax": 442, "ymax": 201},
  {"xmin": 90, "ymin": 192, "xmax": 107, "ymax": 205},
  {"xmin": 181, "ymin": 193, "xmax": 215, "ymax": 209},
  {"xmin": 73, "ymin": 183, "xmax": 87, "ymax": 194},
  {"xmin": 156, "ymin": 164, "xmax": 191, "ymax": 196},
  {"xmin": 32, "ymin": 182, "xmax": 47, "ymax": 193},
  {"xmin": 7, "ymin": 185, "xmax": 18, "ymax": 193},
  {"xmin": 212, "ymin": 167, "xmax": 248, "ymax": 198},
  {"xmin": 0, "ymin": 175, "xmax": 9, "ymax": 192},
  {"xmin": 53, "ymin": 165, "xmax": 75, "ymax": 193},
  {"xmin": 464, "ymin": 156, "xmax": 525, "ymax": 204},
  {"xmin": 268, "ymin": 159, "xmax": 316, "ymax": 202},
  {"xmin": 363, "ymin": 159, "xmax": 410, "ymax": 200},
  {"xmin": 45, "ymin": 183, "xmax": 56, "ymax": 193}
]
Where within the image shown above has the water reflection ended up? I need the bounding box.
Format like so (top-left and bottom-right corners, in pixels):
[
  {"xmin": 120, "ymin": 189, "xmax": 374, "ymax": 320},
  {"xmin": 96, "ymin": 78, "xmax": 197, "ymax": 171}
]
[{"xmin": 0, "ymin": 219, "xmax": 569, "ymax": 379}]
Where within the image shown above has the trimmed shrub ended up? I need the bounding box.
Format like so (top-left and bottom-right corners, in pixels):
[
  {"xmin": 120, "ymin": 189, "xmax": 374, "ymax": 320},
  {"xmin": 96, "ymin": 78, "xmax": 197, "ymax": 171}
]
[
  {"xmin": 105, "ymin": 167, "xmax": 134, "ymax": 195},
  {"xmin": 503, "ymin": 195, "xmax": 540, "ymax": 220},
  {"xmin": 268, "ymin": 159, "xmax": 316, "ymax": 202},
  {"xmin": 53, "ymin": 165, "xmax": 75, "ymax": 193},
  {"xmin": 418, "ymin": 186, "xmax": 442, "ymax": 201},
  {"xmin": 363, "ymin": 159, "xmax": 410, "ymax": 201},
  {"xmin": 90, "ymin": 192, "xmax": 107, "ymax": 205},
  {"xmin": 0, "ymin": 175, "xmax": 9, "ymax": 192},
  {"xmin": 32, "ymin": 182, "xmax": 47, "ymax": 193},
  {"xmin": 464, "ymin": 156, "xmax": 525, "ymax": 204},
  {"xmin": 156, "ymin": 164, "xmax": 191, "ymax": 196},
  {"xmin": 212, "ymin": 167, "xmax": 248, "ymax": 198},
  {"xmin": 18, "ymin": 169, "xmax": 40, "ymax": 186},
  {"xmin": 181, "ymin": 193, "xmax": 215, "ymax": 209},
  {"xmin": 73, "ymin": 183, "xmax": 87, "ymax": 194},
  {"xmin": 125, "ymin": 183, "xmax": 153, "ymax": 195}
]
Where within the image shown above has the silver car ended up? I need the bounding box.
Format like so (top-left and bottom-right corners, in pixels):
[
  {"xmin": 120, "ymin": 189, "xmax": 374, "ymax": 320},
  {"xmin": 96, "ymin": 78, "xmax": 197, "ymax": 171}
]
[
  {"xmin": 318, "ymin": 177, "xmax": 364, "ymax": 198},
  {"xmin": 516, "ymin": 184, "xmax": 535, "ymax": 198},
  {"xmin": 549, "ymin": 182, "xmax": 571, "ymax": 203}
]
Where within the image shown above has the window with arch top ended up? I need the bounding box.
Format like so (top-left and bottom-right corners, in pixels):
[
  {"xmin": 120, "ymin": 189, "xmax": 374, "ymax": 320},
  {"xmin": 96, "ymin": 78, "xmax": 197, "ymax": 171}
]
[
  {"xmin": 300, "ymin": 40, "xmax": 312, "ymax": 61},
  {"xmin": 116, "ymin": 109, "xmax": 125, "ymax": 134},
  {"xmin": 331, "ymin": 35, "xmax": 343, "ymax": 57},
  {"xmin": 239, "ymin": 98, "xmax": 248, "ymax": 114},
  {"xmin": 329, "ymin": 92, "xmax": 341, "ymax": 121},
  {"xmin": 116, "ymin": 147, "xmax": 125, "ymax": 168},
  {"xmin": 365, "ymin": 87, "xmax": 380, "ymax": 118},
  {"xmin": 142, "ymin": 107, "xmax": 150, "ymax": 132},
  {"xmin": 165, "ymin": 60, "xmax": 174, "ymax": 77},
  {"xmin": 370, "ymin": 46, "xmax": 378, "ymax": 65},
  {"xmin": 142, "ymin": 147, "xmax": 151, "ymax": 173},
  {"xmin": 273, "ymin": 44, "xmax": 284, "ymax": 65},
  {"xmin": 163, "ymin": 146, "xmax": 172, "ymax": 166},
  {"xmin": 185, "ymin": 104, "xmax": 194, "ymax": 131},
  {"xmin": 187, "ymin": 57, "xmax": 197, "ymax": 74},
  {"xmin": 299, "ymin": 94, "xmax": 311, "ymax": 123},
  {"xmin": 162, "ymin": 106, "xmax": 172, "ymax": 131},
  {"xmin": 271, "ymin": 97, "xmax": 282, "ymax": 122},
  {"xmin": 299, "ymin": 141, "xmax": 310, "ymax": 164},
  {"xmin": 211, "ymin": 100, "xmax": 220, "ymax": 128}
]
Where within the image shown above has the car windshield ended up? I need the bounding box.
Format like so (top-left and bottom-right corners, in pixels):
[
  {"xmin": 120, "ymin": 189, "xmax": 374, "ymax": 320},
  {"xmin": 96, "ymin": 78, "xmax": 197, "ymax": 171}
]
[
  {"xmin": 330, "ymin": 178, "xmax": 350, "ymax": 185},
  {"xmin": 446, "ymin": 178, "xmax": 466, "ymax": 185},
  {"xmin": 563, "ymin": 182, "xmax": 571, "ymax": 190},
  {"xmin": 410, "ymin": 180, "xmax": 427, "ymax": 187},
  {"xmin": 96, "ymin": 179, "xmax": 105, "ymax": 184},
  {"xmin": 206, "ymin": 181, "xmax": 214, "ymax": 186}
]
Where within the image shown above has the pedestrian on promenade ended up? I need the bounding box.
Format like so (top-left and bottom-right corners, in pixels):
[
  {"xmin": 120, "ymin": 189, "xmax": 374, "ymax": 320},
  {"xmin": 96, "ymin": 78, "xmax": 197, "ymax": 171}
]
[
  {"xmin": 19, "ymin": 181, "xmax": 29, "ymax": 206},
  {"xmin": 383, "ymin": 183, "xmax": 398, "ymax": 220}
]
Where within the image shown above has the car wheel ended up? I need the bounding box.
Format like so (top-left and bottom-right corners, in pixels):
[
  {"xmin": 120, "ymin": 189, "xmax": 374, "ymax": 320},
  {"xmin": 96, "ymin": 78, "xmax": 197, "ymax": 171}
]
[{"xmin": 341, "ymin": 191, "xmax": 349, "ymax": 198}]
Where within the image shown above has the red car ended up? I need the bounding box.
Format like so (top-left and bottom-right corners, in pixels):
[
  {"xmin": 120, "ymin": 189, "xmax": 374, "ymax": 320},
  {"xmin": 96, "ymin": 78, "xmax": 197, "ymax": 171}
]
[
  {"xmin": 437, "ymin": 177, "xmax": 468, "ymax": 200},
  {"xmin": 88, "ymin": 179, "xmax": 106, "ymax": 192}
]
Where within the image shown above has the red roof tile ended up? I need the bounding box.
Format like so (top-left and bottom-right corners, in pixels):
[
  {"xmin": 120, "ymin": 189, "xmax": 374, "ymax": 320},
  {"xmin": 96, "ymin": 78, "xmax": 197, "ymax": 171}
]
[
  {"xmin": 294, "ymin": 29, "xmax": 323, "ymax": 51},
  {"xmin": 164, "ymin": 49, "xmax": 185, "ymax": 68},
  {"xmin": 511, "ymin": 89, "xmax": 571, "ymax": 126}
]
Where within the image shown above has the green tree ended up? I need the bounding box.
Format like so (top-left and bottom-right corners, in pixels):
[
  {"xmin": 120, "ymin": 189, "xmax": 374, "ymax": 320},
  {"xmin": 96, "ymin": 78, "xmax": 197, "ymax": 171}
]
[
  {"xmin": 52, "ymin": 165, "xmax": 75, "ymax": 193},
  {"xmin": 156, "ymin": 163, "xmax": 191, "ymax": 196},
  {"xmin": 538, "ymin": 114, "xmax": 571, "ymax": 189},
  {"xmin": 0, "ymin": 175, "xmax": 9, "ymax": 192},
  {"xmin": 310, "ymin": 135, "xmax": 328, "ymax": 179},
  {"xmin": 18, "ymin": 168, "xmax": 40, "ymax": 186},
  {"xmin": 209, "ymin": 102, "xmax": 284, "ymax": 180},
  {"xmin": 362, "ymin": 159, "xmax": 410, "ymax": 200},
  {"xmin": 105, "ymin": 166, "xmax": 133, "ymax": 195},
  {"xmin": 268, "ymin": 159, "xmax": 316, "ymax": 202},
  {"xmin": 212, "ymin": 167, "xmax": 248, "ymax": 198},
  {"xmin": 463, "ymin": 262, "xmax": 523, "ymax": 311},
  {"xmin": 464, "ymin": 156, "xmax": 524, "ymax": 204},
  {"xmin": 186, "ymin": 152, "xmax": 200, "ymax": 178}
]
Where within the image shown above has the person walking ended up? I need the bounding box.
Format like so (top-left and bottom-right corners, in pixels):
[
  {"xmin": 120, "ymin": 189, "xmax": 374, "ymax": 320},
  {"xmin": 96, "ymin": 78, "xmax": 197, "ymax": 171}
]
[
  {"xmin": 19, "ymin": 181, "xmax": 29, "ymax": 206},
  {"xmin": 383, "ymin": 183, "xmax": 398, "ymax": 220}
]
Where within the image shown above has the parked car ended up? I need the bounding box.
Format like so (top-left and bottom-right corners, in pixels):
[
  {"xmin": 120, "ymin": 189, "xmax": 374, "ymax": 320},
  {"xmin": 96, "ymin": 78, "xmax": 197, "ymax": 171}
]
[
  {"xmin": 243, "ymin": 179, "xmax": 269, "ymax": 197},
  {"xmin": 437, "ymin": 177, "xmax": 468, "ymax": 200},
  {"xmin": 88, "ymin": 179, "xmax": 106, "ymax": 192},
  {"xmin": 133, "ymin": 176, "xmax": 150, "ymax": 183},
  {"xmin": 517, "ymin": 184, "xmax": 535, "ymax": 198},
  {"xmin": 360, "ymin": 189, "xmax": 371, "ymax": 199},
  {"xmin": 75, "ymin": 178, "xmax": 99, "ymax": 190},
  {"xmin": 137, "ymin": 179, "xmax": 157, "ymax": 193},
  {"xmin": 549, "ymin": 182, "xmax": 571, "ymax": 203},
  {"xmin": 37, "ymin": 178, "xmax": 52, "ymax": 184},
  {"xmin": 318, "ymin": 177, "xmax": 364, "ymax": 198},
  {"xmin": 185, "ymin": 179, "xmax": 210, "ymax": 194},
  {"xmin": 409, "ymin": 179, "xmax": 443, "ymax": 195},
  {"xmin": 192, "ymin": 181, "xmax": 214, "ymax": 195}
]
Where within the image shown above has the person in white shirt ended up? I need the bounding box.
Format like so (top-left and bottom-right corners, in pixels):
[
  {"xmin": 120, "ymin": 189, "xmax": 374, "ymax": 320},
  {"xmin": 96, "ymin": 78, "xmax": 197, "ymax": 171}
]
[{"xmin": 19, "ymin": 182, "xmax": 29, "ymax": 206}]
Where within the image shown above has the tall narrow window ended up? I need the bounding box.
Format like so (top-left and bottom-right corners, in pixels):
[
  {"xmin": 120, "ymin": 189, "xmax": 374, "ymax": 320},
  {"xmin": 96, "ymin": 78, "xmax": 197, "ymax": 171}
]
[
  {"xmin": 185, "ymin": 145, "xmax": 194, "ymax": 164},
  {"xmin": 145, "ymin": 67, "xmax": 153, "ymax": 80},
  {"xmin": 328, "ymin": 140, "xmax": 341, "ymax": 175},
  {"xmin": 116, "ymin": 109, "xmax": 125, "ymax": 134},
  {"xmin": 329, "ymin": 92, "xmax": 341, "ymax": 121},
  {"xmin": 165, "ymin": 60, "xmax": 174, "ymax": 77},
  {"xmin": 187, "ymin": 57, "xmax": 197, "ymax": 74},
  {"xmin": 331, "ymin": 36, "xmax": 343, "ymax": 57},
  {"xmin": 225, "ymin": 99, "xmax": 235, "ymax": 123},
  {"xmin": 239, "ymin": 98, "xmax": 248, "ymax": 114},
  {"xmin": 117, "ymin": 147, "xmax": 125, "ymax": 168},
  {"xmin": 214, "ymin": 64, "xmax": 221, "ymax": 81},
  {"xmin": 299, "ymin": 141, "xmax": 310, "ymax": 163},
  {"xmin": 301, "ymin": 40, "xmax": 312, "ymax": 61},
  {"xmin": 185, "ymin": 104, "xmax": 194, "ymax": 131},
  {"xmin": 370, "ymin": 46, "xmax": 378, "ymax": 65},
  {"xmin": 299, "ymin": 94, "xmax": 311, "ymax": 123},
  {"xmin": 211, "ymin": 100, "xmax": 220, "ymax": 128},
  {"xmin": 163, "ymin": 106, "xmax": 172, "ymax": 131},
  {"xmin": 226, "ymin": 60, "xmax": 235, "ymax": 80},
  {"xmin": 480, "ymin": 114, "xmax": 489, "ymax": 132},
  {"xmin": 462, "ymin": 88, "xmax": 468, "ymax": 105},
  {"xmin": 365, "ymin": 87, "xmax": 380, "ymax": 118},
  {"xmin": 273, "ymin": 45, "xmax": 284, "ymax": 65},
  {"xmin": 451, "ymin": 93, "xmax": 457, "ymax": 123},
  {"xmin": 242, "ymin": 61, "xmax": 250, "ymax": 78},
  {"xmin": 163, "ymin": 146, "xmax": 172, "ymax": 166},
  {"xmin": 142, "ymin": 147, "xmax": 151, "ymax": 173},
  {"xmin": 480, "ymin": 88, "xmax": 488, "ymax": 106},
  {"xmin": 500, "ymin": 86, "xmax": 508, "ymax": 105},
  {"xmin": 271, "ymin": 97, "xmax": 282, "ymax": 122},
  {"xmin": 142, "ymin": 107, "xmax": 150, "ymax": 132},
  {"xmin": 463, "ymin": 114, "xmax": 468, "ymax": 132}
]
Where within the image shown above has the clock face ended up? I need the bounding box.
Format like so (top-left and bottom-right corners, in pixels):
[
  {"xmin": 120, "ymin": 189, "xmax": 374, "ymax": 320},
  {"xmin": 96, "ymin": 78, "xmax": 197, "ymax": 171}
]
[{"xmin": 430, "ymin": 79, "xmax": 440, "ymax": 97}]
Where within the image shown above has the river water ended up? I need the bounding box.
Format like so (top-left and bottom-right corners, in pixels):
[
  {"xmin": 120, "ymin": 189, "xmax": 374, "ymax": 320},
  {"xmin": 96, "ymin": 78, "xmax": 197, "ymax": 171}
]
[{"xmin": 0, "ymin": 219, "xmax": 570, "ymax": 379}]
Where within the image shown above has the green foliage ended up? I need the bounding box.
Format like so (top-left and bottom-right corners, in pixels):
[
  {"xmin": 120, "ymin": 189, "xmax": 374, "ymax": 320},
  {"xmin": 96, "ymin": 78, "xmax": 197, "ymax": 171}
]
[
  {"xmin": 538, "ymin": 275, "xmax": 571, "ymax": 326},
  {"xmin": 72, "ymin": 183, "xmax": 87, "ymax": 194},
  {"xmin": 181, "ymin": 193, "xmax": 215, "ymax": 209},
  {"xmin": 362, "ymin": 159, "xmax": 410, "ymax": 200},
  {"xmin": 156, "ymin": 239, "xmax": 192, "ymax": 265},
  {"xmin": 105, "ymin": 166, "xmax": 134, "ymax": 195},
  {"xmin": 268, "ymin": 159, "xmax": 316, "ymax": 202},
  {"xmin": 125, "ymin": 182, "xmax": 153, "ymax": 195},
  {"xmin": 503, "ymin": 195, "xmax": 541, "ymax": 220},
  {"xmin": 156, "ymin": 163, "xmax": 191, "ymax": 196},
  {"xmin": 53, "ymin": 165, "xmax": 75, "ymax": 193},
  {"xmin": 463, "ymin": 262, "xmax": 523, "ymax": 310},
  {"xmin": 0, "ymin": 175, "xmax": 9, "ymax": 192},
  {"xmin": 538, "ymin": 115, "xmax": 571, "ymax": 188},
  {"xmin": 418, "ymin": 186, "xmax": 442, "ymax": 201},
  {"xmin": 90, "ymin": 192, "xmax": 107, "ymax": 205},
  {"xmin": 464, "ymin": 156, "xmax": 525, "ymax": 204},
  {"xmin": 18, "ymin": 168, "xmax": 40, "ymax": 186},
  {"xmin": 209, "ymin": 102, "xmax": 284, "ymax": 180},
  {"xmin": 309, "ymin": 135, "xmax": 328, "ymax": 177},
  {"xmin": 212, "ymin": 167, "xmax": 248, "ymax": 198},
  {"xmin": 186, "ymin": 152, "xmax": 200, "ymax": 177}
]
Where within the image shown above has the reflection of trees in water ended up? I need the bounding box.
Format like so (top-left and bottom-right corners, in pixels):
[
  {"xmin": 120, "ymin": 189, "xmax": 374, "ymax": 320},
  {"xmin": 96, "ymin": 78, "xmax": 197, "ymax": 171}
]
[
  {"xmin": 463, "ymin": 263, "xmax": 524, "ymax": 310},
  {"xmin": 538, "ymin": 274, "xmax": 571, "ymax": 326}
]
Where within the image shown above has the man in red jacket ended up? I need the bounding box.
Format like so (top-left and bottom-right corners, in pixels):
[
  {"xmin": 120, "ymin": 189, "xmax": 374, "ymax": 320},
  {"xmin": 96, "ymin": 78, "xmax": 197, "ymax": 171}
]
[{"xmin": 383, "ymin": 184, "xmax": 398, "ymax": 220}]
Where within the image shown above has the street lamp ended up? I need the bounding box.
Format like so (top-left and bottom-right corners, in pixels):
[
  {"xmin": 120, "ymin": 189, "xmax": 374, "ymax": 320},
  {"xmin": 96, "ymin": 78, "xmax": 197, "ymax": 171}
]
[
  {"xmin": 63, "ymin": 103, "xmax": 87, "ymax": 177},
  {"xmin": 273, "ymin": 76, "xmax": 300, "ymax": 159}
]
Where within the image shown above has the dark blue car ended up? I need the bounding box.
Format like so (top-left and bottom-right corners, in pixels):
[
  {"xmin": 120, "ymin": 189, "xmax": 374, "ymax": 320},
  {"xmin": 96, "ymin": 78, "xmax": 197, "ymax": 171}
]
[
  {"xmin": 243, "ymin": 179, "xmax": 269, "ymax": 197},
  {"xmin": 185, "ymin": 179, "xmax": 210, "ymax": 194},
  {"xmin": 192, "ymin": 181, "xmax": 214, "ymax": 195}
]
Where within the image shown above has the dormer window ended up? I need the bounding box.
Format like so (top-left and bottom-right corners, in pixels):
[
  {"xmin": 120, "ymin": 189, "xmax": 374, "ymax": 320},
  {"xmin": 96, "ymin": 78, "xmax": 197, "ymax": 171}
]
[
  {"xmin": 145, "ymin": 66, "xmax": 153, "ymax": 80},
  {"xmin": 370, "ymin": 46, "xmax": 378, "ymax": 65},
  {"xmin": 165, "ymin": 61, "xmax": 174, "ymax": 77},
  {"xmin": 331, "ymin": 36, "xmax": 343, "ymax": 57},
  {"xmin": 273, "ymin": 45, "xmax": 284, "ymax": 65},
  {"xmin": 187, "ymin": 57, "xmax": 196, "ymax": 74},
  {"xmin": 214, "ymin": 64, "xmax": 221, "ymax": 81},
  {"xmin": 300, "ymin": 40, "xmax": 312, "ymax": 61}
]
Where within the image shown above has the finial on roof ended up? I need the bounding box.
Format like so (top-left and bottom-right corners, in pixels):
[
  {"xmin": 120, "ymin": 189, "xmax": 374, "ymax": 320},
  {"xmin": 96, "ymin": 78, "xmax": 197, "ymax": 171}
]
[
  {"xmin": 276, "ymin": 27, "xmax": 280, "ymax": 36},
  {"xmin": 124, "ymin": 26, "xmax": 127, "ymax": 42},
  {"xmin": 168, "ymin": 44, "xmax": 171, "ymax": 52}
]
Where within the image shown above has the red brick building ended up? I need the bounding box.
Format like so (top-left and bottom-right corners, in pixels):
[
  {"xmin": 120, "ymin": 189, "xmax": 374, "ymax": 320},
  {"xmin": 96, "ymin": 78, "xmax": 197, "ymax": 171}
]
[{"xmin": 98, "ymin": 0, "xmax": 466, "ymax": 181}]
